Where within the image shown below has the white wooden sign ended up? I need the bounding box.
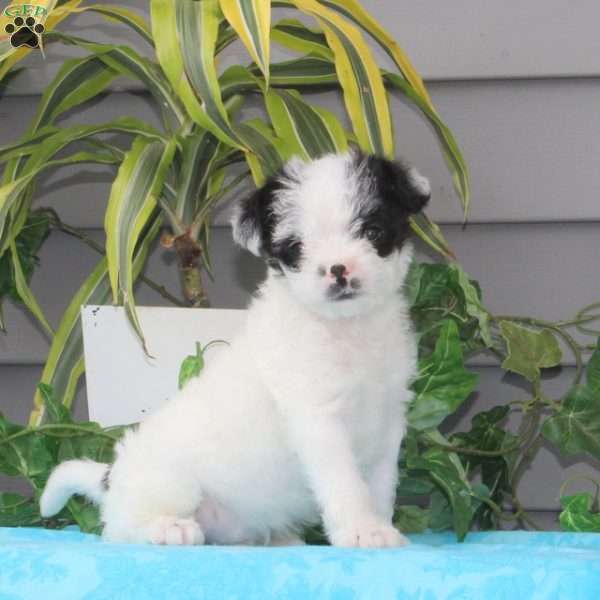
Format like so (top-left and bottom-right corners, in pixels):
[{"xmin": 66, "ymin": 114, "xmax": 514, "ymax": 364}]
[{"xmin": 81, "ymin": 306, "xmax": 246, "ymax": 427}]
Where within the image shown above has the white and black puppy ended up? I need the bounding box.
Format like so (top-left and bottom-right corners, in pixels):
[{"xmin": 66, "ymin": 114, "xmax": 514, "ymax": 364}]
[{"xmin": 41, "ymin": 150, "xmax": 430, "ymax": 547}]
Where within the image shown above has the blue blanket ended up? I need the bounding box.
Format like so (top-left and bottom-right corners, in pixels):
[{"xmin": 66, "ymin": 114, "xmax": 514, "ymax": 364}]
[{"xmin": 1, "ymin": 527, "xmax": 599, "ymax": 599}]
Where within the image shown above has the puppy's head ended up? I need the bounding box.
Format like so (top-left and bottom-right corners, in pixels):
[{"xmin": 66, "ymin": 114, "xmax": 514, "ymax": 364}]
[{"xmin": 232, "ymin": 151, "xmax": 430, "ymax": 319}]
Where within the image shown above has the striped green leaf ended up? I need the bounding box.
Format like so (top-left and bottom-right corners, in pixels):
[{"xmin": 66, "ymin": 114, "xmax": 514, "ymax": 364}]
[
  {"xmin": 410, "ymin": 212, "xmax": 455, "ymax": 261},
  {"xmin": 0, "ymin": 119, "xmax": 160, "ymax": 261},
  {"xmin": 271, "ymin": 18, "xmax": 332, "ymax": 59},
  {"xmin": 220, "ymin": 65, "xmax": 263, "ymax": 100},
  {"xmin": 104, "ymin": 137, "xmax": 176, "ymax": 351},
  {"xmin": 30, "ymin": 54, "xmax": 118, "ymax": 132},
  {"xmin": 269, "ymin": 55, "xmax": 338, "ymax": 87},
  {"xmin": 8, "ymin": 239, "xmax": 53, "ymax": 337},
  {"xmin": 151, "ymin": 0, "xmax": 241, "ymax": 147},
  {"xmin": 2, "ymin": 53, "xmax": 118, "ymax": 186},
  {"xmin": 289, "ymin": 0, "xmax": 394, "ymax": 157},
  {"xmin": 0, "ymin": 127, "xmax": 60, "ymax": 163},
  {"xmin": 385, "ymin": 72, "xmax": 470, "ymax": 217},
  {"xmin": 189, "ymin": 164, "xmax": 249, "ymax": 243},
  {"xmin": 320, "ymin": 0, "xmax": 434, "ymax": 107},
  {"xmin": 30, "ymin": 258, "xmax": 109, "ymax": 425},
  {"xmin": 175, "ymin": 0, "xmax": 242, "ymax": 146},
  {"xmin": 219, "ymin": 0, "xmax": 271, "ymax": 84},
  {"xmin": 0, "ymin": 150, "xmax": 120, "ymax": 259},
  {"xmin": 237, "ymin": 120, "xmax": 287, "ymax": 183},
  {"xmin": 265, "ymin": 89, "xmax": 347, "ymax": 159},
  {"xmin": 48, "ymin": 32, "xmax": 185, "ymax": 126},
  {"xmin": 60, "ymin": 4, "xmax": 153, "ymax": 46},
  {"xmin": 31, "ymin": 218, "xmax": 161, "ymax": 425},
  {"xmin": 175, "ymin": 131, "xmax": 222, "ymax": 225},
  {"xmin": 151, "ymin": 0, "xmax": 205, "ymax": 125},
  {"xmin": 22, "ymin": 118, "xmax": 164, "ymax": 173}
]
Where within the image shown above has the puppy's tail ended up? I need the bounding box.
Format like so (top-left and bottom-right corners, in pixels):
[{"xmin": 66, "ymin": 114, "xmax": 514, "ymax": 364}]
[{"xmin": 40, "ymin": 460, "xmax": 109, "ymax": 517}]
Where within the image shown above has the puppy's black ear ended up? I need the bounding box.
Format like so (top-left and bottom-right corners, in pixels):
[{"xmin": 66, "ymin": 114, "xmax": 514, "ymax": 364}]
[
  {"xmin": 365, "ymin": 154, "xmax": 431, "ymax": 215},
  {"xmin": 231, "ymin": 177, "xmax": 281, "ymax": 256}
]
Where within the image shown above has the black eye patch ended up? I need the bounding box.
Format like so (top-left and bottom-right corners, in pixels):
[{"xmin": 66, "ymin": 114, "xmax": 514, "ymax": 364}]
[
  {"xmin": 272, "ymin": 237, "xmax": 303, "ymax": 270},
  {"xmin": 356, "ymin": 213, "xmax": 410, "ymax": 257}
]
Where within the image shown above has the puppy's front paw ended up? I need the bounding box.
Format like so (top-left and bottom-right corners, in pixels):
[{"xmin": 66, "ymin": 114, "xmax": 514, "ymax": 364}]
[
  {"xmin": 329, "ymin": 517, "xmax": 409, "ymax": 548},
  {"xmin": 147, "ymin": 517, "xmax": 205, "ymax": 545}
]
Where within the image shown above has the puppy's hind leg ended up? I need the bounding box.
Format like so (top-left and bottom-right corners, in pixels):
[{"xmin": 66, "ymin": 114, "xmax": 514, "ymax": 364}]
[{"xmin": 101, "ymin": 465, "xmax": 206, "ymax": 546}]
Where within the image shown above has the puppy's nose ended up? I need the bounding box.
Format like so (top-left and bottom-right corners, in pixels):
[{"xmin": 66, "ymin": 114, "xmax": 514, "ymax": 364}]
[{"xmin": 330, "ymin": 264, "xmax": 347, "ymax": 279}]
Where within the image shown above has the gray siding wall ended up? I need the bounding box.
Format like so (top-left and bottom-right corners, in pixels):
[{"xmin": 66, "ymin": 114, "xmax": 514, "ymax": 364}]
[{"xmin": 1, "ymin": 2, "xmax": 599, "ymax": 520}]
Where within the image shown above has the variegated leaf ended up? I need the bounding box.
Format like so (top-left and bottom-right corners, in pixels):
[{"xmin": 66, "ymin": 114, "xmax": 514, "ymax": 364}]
[
  {"xmin": 104, "ymin": 137, "xmax": 176, "ymax": 351},
  {"xmin": 220, "ymin": 0, "xmax": 271, "ymax": 83},
  {"xmin": 289, "ymin": 0, "xmax": 393, "ymax": 157}
]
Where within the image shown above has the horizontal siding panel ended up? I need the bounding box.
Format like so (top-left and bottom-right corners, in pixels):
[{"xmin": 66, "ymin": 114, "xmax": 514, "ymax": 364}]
[
  {"xmin": 3, "ymin": 81, "xmax": 600, "ymax": 226},
  {"xmin": 361, "ymin": 0, "xmax": 600, "ymax": 81},
  {"xmin": 1, "ymin": 222, "xmax": 597, "ymax": 365},
  {"xmin": 5, "ymin": 0, "xmax": 600, "ymax": 97}
]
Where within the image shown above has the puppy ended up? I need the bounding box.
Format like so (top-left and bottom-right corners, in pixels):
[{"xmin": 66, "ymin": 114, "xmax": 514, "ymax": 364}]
[{"xmin": 40, "ymin": 150, "xmax": 430, "ymax": 547}]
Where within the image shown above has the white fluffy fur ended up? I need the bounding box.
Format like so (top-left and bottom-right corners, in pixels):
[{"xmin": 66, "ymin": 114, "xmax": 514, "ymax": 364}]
[{"xmin": 41, "ymin": 152, "xmax": 423, "ymax": 548}]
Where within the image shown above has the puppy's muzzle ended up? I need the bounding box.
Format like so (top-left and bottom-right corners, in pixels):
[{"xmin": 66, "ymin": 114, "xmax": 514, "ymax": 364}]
[{"xmin": 326, "ymin": 264, "xmax": 362, "ymax": 300}]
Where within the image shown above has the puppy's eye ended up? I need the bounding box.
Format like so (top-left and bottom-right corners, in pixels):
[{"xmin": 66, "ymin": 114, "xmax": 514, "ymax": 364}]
[
  {"xmin": 277, "ymin": 238, "xmax": 303, "ymax": 270},
  {"xmin": 364, "ymin": 226, "xmax": 384, "ymax": 242}
]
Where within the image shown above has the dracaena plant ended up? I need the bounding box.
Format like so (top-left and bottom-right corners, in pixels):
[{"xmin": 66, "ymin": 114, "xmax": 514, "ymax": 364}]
[{"xmin": 0, "ymin": 0, "xmax": 469, "ymax": 424}]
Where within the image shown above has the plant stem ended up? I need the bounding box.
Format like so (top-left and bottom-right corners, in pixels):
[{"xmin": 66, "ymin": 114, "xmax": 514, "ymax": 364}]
[
  {"xmin": 0, "ymin": 424, "xmax": 118, "ymax": 445},
  {"xmin": 171, "ymin": 232, "xmax": 209, "ymax": 308},
  {"xmin": 559, "ymin": 474, "xmax": 600, "ymax": 500},
  {"xmin": 49, "ymin": 214, "xmax": 187, "ymax": 308},
  {"xmin": 575, "ymin": 302, "xmax": 600, "ymax": 336},
  {"xmin": 511, "ymin": 431, "xmax": 545, "ymax": 530},
  {"xmin": 427, "ymin": 437, "xmax": 522, "ymax": 458}
]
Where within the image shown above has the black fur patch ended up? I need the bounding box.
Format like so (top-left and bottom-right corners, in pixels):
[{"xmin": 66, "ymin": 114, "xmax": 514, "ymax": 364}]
[
  {"xmin": 237, "ymin": 176, "xmax": 283, "ymax": 256},
  {"xmin": 272, "ymin": 236, "xmax": 303, "ymax": 270},
  {"xmin": 352, "ymin": 152, "xmax": 430, "ymax": 257},
  {"xmin": 237, "ymin": 168, "xmax": 304, "ymax": 269}
]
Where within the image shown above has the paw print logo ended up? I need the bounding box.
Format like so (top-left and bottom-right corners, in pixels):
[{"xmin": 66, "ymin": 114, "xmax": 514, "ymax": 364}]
[{"xmin": 5, "ymin": 16, "xmax": 45, "ymax": 49}]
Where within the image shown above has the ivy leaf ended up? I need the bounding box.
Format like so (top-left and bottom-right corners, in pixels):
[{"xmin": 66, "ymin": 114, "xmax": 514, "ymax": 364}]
[
  {"xmin": 406, "ymin": 262, "xmax": 484, "ymax": 353},
  {"xmin": 559, "ymin": 493, "xmax": 600, "ymax": 532},
  {"xmin": 451, "ymin": 264, "xmax": 493, "ymax": 347},
  {"xmin": 67, "ymin": 497, "xmax": 102, "ymax": 534},
  {"xmin": 393, "ymin": 505, "xmax": 429, "ymax": 533},
  {"xmin": 58, "ymin": 433, "xmax": 118, "ymax": 465},
  {"xmin": 397, "ymin": 475, "xmax": 435, "ymax": 496},
  {"xmin": 450, "ymin": 406, "xmax": 518, "ymax": 530},
  {"xmin": 0, "ymin": 410, "xmax": 54, "ymax": 481},
  {"xmin": 407, "ymin": 263, "xmax": 457, "ymax": 309},
  {"xmin": 178, "ymin": 342, "xmax": 206, "ymax": 390},
  {"xmin": 408, "ymin": 446, "xmax": 475, "ymax": 541},
  {"xmin": 37, "ymin": 382, "xmax": 72, "ymax": 425},
  {"xmin": 0, "ymin": 209, "xmax": 51, "ymax": 305},
  {"xmin": 408, "ymin": 320, "xmax": 479, "ymax": 430},
  {"xmin": 587, "ymin": 338, "xmax": 600, "ymax": 391},
  {"xmin": 428, "ymin": 489, "xmax": 453, "ymax": 531},
  {"xmin": 542, "ymin": 385, "xmax": 600, "ymax": 460},
  {"xmin": 499, "ymin": 321, "xmax": 562, "ymax": 381},
  {"xmin": 6, "ymin": 435, "xmax": 55, "ymax": 481},
  {"xmin": 0, "ymin": 493, "xmax": 41, "ymax": 527}
]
